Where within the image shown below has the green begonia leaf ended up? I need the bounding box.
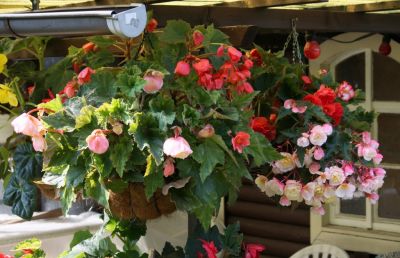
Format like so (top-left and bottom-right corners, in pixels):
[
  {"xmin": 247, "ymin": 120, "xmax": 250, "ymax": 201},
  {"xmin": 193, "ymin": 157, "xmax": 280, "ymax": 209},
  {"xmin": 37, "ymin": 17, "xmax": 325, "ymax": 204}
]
[
  {"xmin": 159, "ymin": 20, "xmax": 191, "ymax": 44},
  {"xmin": 143, "ymin": 155, "xmax": 164, "ymax": 199},
  {"xmin": 114, "ymin": 65, "xmax": 146, "ymax": 97},
  {"xmin": 244, "ymin": 132, "xmax": 282, "ymax": 166},
  {"xmin": 110, "ymin": 137, "xmax": 133, "ymax": 178},
  {"xmin": 75, "ymin": 106, "xmax": 95, "ymax": 129},
  {"xmin": 192, "ymin": 139, "xmax": 225, "ymax": 182}
]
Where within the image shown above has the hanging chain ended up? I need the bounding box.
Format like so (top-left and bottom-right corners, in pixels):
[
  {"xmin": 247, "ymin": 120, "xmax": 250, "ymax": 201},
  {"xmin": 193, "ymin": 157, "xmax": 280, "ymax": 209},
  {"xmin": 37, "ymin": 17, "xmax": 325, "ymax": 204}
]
[{"xmin": 282, "ymin": 18, "xmax": 303, "ymax": 66}]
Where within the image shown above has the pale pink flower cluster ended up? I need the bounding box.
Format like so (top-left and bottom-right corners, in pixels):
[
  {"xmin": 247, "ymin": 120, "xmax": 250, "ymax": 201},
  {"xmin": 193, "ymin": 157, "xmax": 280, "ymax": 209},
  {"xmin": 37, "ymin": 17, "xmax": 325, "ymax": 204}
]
[
  {"xmin": 284, "ymin": 99, "xmax": 307, "ymax": 113},
  {"xmin": 336, "ymin": 81, "xmax": 355, "ymax": 102},
  {"xmin": 356, "ymin": 132, "xmax": 383, "ymax": 164},
  {"xmin": 11, "ymin": 113, "xmax": 47, "ymax": 152},
  {"xmin": 257, "ymin": 126, "xmax": 386, "ymax": 214}
]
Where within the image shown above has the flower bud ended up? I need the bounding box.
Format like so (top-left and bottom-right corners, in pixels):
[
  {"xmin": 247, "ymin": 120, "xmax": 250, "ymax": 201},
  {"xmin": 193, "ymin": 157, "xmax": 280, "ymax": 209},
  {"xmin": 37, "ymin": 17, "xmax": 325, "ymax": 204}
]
[
  {"xmin": 174, "ymin": 61, "xmax": 190, "ymax": 76},
  {"xmin": 192, "ymin": 30, "xmax": 204, "ymax": 46},
  {"xmin": 143, "ymin": 70, "xmax": 164, "ymax": 94},
  {"xmin": 198, "ymin": 124, "xmax": 215, "ymax": 138},
  {"xmin": 86, "ymin": 129, "xmax": 109, "ymax": 154},
  {"xmin": 146, "ymin": 18, "xmax": 158, "ymax": 33},
  {"xmin": 163, "ymin": 158, "xmax": 175, "ymax": 177}
]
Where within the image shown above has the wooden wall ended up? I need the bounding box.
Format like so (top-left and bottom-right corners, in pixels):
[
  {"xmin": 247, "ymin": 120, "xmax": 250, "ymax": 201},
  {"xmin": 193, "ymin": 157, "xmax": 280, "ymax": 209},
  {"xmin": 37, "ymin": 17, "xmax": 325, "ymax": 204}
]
[{"xmin": 226, "ymin": 181, "xmax": 310, "ymax": 258}]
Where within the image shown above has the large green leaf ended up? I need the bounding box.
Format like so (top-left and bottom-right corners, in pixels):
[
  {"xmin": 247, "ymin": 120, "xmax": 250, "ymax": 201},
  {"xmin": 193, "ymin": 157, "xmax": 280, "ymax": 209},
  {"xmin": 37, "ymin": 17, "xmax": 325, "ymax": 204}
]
[
  {"xmin": 114, "ymin": 65, "xmax": 146, "ymax": 97},
  {"xmin": 42, "ymin": 111, "xmax": 76, "ymax": 132},
  {"xmin": 244, "ymin": 132, "xmax": 282, "ymax": 166},
  {"xmin": 143, "ymin": 155, "xmax": 164, "ymax": 199},
  {"xmin": 13, "ymin": 143, "xmax": 43, "ymax": 179},
  {"xmin": 149, "ymin": 95, "xmax": 176, "ymax": 130},
  {"xmin": 85, "ymin": 171, "xmax": 109, "ymax": 209},
  {"xmin": 221, "ymin": 223, "xmax": 243, "ymax": 256},
  {"xmin": 70, "ymin": 230, "xmax": 93, "ymax": 249},
  {"xmin": 128, "ymin": 113, "xmax": 165, "ymax": 165},
  {"xmin": 79, "ymin": 71, "xmax": 116, "ymax": 106},
  {"xmin": 3, "ymin": 174, "xmax": 38, "ymax": 220},
  {"xmin": 192, "ymin": 139, "xmax": 225, "ymax": 182},
  {"xmin": 159, "ymin": 20, "xmax": 191, "ymax": 44},
  {"xmin": 110, "ymin": 137, "xmax": 133, "ymax": 178}
]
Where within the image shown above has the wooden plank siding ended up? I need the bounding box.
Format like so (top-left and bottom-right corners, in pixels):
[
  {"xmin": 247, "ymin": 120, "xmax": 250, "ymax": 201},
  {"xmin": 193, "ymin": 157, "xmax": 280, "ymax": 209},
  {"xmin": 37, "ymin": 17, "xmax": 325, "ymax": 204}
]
[{"xmin": 226, "ymin": 182, "xmax": 310, "ymax": 258}]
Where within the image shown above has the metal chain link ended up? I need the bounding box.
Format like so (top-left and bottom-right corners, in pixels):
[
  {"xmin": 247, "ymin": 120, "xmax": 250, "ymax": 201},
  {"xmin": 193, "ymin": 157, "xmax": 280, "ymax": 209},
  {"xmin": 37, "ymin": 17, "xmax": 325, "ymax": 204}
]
[{"xmin": 282, "ymin": 18, "xmax": 303, "ymax": 67}]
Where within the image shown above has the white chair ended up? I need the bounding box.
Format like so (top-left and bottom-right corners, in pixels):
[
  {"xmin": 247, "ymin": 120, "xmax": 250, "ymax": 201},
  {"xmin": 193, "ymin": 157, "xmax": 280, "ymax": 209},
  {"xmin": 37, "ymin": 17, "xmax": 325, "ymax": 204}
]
[{"xmin": 290, "ymin": 244, "xmax": 350, "ymax": 258}]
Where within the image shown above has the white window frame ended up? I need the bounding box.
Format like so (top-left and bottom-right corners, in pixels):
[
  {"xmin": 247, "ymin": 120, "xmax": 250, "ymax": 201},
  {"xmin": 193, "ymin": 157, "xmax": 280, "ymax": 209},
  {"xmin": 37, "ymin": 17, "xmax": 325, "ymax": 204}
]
[{"xmin": 309, "ymin": 33, "xmax": 400, "ymax": 254}]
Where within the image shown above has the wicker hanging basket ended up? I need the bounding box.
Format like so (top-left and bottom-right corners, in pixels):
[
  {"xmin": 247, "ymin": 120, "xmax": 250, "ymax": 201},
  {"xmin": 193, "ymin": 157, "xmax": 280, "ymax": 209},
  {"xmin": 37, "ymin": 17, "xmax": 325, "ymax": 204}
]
[{"xmin": 108, "ymin": 183, "xmax": 176, "ymax": 220}]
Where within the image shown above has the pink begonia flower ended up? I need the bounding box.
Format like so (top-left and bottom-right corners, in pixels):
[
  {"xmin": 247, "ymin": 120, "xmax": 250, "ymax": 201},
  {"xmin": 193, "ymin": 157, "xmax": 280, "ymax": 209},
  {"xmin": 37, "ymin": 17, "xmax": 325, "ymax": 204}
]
[
  {"xmin": 163, "ymin": 158, "xmax": 175, "ymax": 177},
  {"xmin": 143, "ymin": 70, "xmax": 164, "ymax": 94},
  {"xmin": 284, "ymin": 99, "xmax": 295, "ymax": 109},
  {"xmin": 362, "ymin": 131, "xmax": 371, "ymax": 144},
  {"xmin": 309, "ymin": 125, "xmax": 328, "ymax": 146},
  {"xmin": 216, "ymin": 45, "xmax": 224, "ymax": 57},
  {"xmin": 193, "ymin": 59, "xmax": 212, "ymax": 75},
  {"xmin": 284, "ymin": 180, "xmax": 303, "ymax": 202},
  {"xmin": 337, "ymin": 81, "xmax": 355, "ymax": 101},
  {"xmin": 292, "ymin": 104, "xmax": 307, "ymax": 114},
  {"xmin": 309, "ymin": 162, "xmax": 321, "ymax": 174},
  {"xmin": 294, "ymin": 149, "xmax": 313, "ymax": 168},
  {"xmin": 273, "ymin": 152, "xmax": 296, "ymax": 173},
  {"xmin": 174, "ymin": 61, "xmax": 191, "ymax": 76},
  {"xmin": 198, "ymin": 124, "xmax": 215, "ymax": 138},
  {"xmin": 370, "ymin": 139, "xmax": 379, "ymax": 149},
  {"xmin": 335, "ymin": 183, "xmax": 356, "ymax": 199},
  {"xmin": 311, "ymin": 206, "xmax": 325, "ymax": 215},
  {"xmin": 302, "ymin": 182, "xmax": 316, "ymax": 202},
  {"xmin": 86, "ymin": 129, "xmax": 109, "ymax": 154},
  {"xmin": 279, "ymin": 196, "xmax": 291, "ymax": 206},
  {"xmin": 322, "ymin": 123, "xmax": 333, "ymax": 135},
  {"xmin": 325, "ymin": 166, "xmax": 346, "ymax": 186},
  {"xmin": 342, "ymin": 163, "xmax": 354, "ymax": 176},
  {"xmin": 302, "ymin": 75, "xmax": 312, "ymax": 84},
  {"xmin": 244, "ymin": 243, "xmax": 266, "ymax": 258},
  {"xmin": 371, "ymin": 155, "xmax": 383, "ymax": 167},
  {"xmin": 374, "ymin": 167, "xmax": 386, "ymax": 179},
  {"xmin": 199, "ymin": 239, "xmax": 218, "ymax": 258},
  {"xmin": 265, "ymin": 177, "xmax": 284, "ymax": 197},
  {"xmin": 313, "ymin": 146, "xmax": 325, "ymax": 160},
  {"xmin": 192, "ymin": 30, "xmax": 204, "ymax": 46},
  {"xmin": 297, "ymin": 136, "xmax": 309, "ymax": 147},
  {"xmin": 77, "ymin": 67, "xmax": 95, "ymax": 85},
  {"xmin": 163, "ymin": 136, "xmax": 193, "ymax": 159},
  {"xmin": 31, "ymin": 135, "xmax": 47, "ymax": 152},
  {"xmin": 367, "ymin": 192, "xmax": 379, "ymax": 204},
  {"xmin": 361, "ymin": 145, "xmax": 377, "ymax": 161},
  {"xmin": 11, "ymin": 113, "xmax": 44, "ymax": 137},
  {"xmin": 255, "ymin": 175, "xmax": 268, "ymax": 193},
  {"xmin": 227, "ymin": 46, "xmax": 242, "ymax": 63}
]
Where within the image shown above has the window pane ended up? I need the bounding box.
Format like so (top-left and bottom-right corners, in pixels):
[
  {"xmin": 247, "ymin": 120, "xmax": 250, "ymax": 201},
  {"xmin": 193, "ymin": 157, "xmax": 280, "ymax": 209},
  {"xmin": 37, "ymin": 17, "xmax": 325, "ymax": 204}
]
[
  {"xmin": 378, "ymin": 114, "xmax": 400, "ymax": 164},
  {"xmin": 378, "ymin": 169, "xmax": 400, "ymax": 219},
  {"xmin": 340, "ymin": 198, "xmax": 366, "ymax": 216},
  {"xmin": 373, "ymin": 52, "xmax": 400, "ymax": 101},
  {"xmin": 335, "ymin": 53, "xmax": 365, "ymax": 92}
]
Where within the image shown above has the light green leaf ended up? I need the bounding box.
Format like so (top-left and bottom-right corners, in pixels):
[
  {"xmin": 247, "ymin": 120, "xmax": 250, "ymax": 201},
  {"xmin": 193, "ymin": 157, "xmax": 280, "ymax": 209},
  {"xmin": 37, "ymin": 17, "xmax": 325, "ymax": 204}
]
[
  {"xmin": 75, "ymin": 106, "xmax": 95, "ymax": 129},
  {"xmin": 38, "ymin": 94, "xmax": 64, "ymax": 113}
]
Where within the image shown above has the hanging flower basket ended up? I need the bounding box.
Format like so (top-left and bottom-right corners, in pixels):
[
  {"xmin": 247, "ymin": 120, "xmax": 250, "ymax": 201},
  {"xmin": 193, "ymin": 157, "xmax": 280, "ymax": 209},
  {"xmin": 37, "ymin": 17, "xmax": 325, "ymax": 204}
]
[{"xmin": 108, "ymin": 182, "xmax": 176, "ymax": 220}]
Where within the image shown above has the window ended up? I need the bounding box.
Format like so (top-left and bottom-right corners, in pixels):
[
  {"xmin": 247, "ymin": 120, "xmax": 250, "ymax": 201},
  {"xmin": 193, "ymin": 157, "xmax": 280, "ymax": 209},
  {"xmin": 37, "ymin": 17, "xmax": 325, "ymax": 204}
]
[{"xmin": 309, "ymin": 33, "xmax": 400, "ymax": 254}]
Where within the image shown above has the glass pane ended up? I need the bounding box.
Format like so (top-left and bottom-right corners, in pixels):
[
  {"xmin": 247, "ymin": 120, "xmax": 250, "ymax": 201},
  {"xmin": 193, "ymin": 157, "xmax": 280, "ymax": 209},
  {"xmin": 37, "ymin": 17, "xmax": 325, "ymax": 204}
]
[
  {"xmin": 378, "ymin": 114, "xmax": 400, "ymax": 164},
  {"xmin": 373, "ymin": 52, "xmax": 400, "ymax": 101},
  {"xmin": 378, "ymin": 169, "xmax": 400, "ymax": 219},
  {"xmin": 335, "ymin": 53, "xmax": 365, "ymax": 92},
  {"xmin": 340, "ymin": 198, "xmax": 366, "ymax": 216}
]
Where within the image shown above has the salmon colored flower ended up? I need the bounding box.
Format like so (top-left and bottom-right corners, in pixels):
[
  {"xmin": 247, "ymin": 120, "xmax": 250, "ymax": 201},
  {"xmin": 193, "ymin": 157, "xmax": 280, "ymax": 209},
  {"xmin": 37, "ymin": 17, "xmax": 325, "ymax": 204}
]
[
  {"xmin": 231, "ymin": 131, "xmax": 250, "ymax": 153},
  {"xmin": 227, "ymin": 47, "xmax": 242, "ymax": 63},
  {"xmin": 163, "ymin": 136, "xmax": 193, "ymax": 159},
  {"xmin": 193, "ymin": 59, "xmax": 212, "ymax": 75},
  {"xmin": 216, "ymin": 45, "xmax": 224, "ymax": 57},
  {"xmin": 236, "ymin": 82, "xmax": 254, "ymax": 94},
  {"xmin": 11, "ymin": 113, "xmax": 44, "ymax": 137},
  {"xmin": 199, "ymin": 239, "xmax": 218, "ymax": 258},
  {"xmin": 78, "ymin": 67, "xmax": 95, "ymax": 85},
  {"xmin": 175, "ymin": 61, "xmax": 191, "ymax": 76},
  {"xmin": 146, "ymin": 18, "xmax": 158, "ymax": 33},
  {"xmin": 192, "ymin": 30, "xmax": 204, "ymax": 46},
  {"xmin": 82, "ymin": 42, "xmax": 96, "ymax": 53},
  {"xmin": 86, "ymin": 129, "xmax": 109, "ymax": 154},
  {"xmin": 163, "ymin": 157, "xmax": 175, "ymax": 177},
  {"xmin": 63, "ymin": 81, "xmax": 77, "ymax": 98},
  {"xmin": 143, "ymin": 70, "xmax": 164, "ymax": 94},
  {"xmin": 244, "ymin": 243, "xmax": 266, "ymax": 258},
  {"xmin": 32, "ymin": 135, "xmax": 47, "ymax": 152}
]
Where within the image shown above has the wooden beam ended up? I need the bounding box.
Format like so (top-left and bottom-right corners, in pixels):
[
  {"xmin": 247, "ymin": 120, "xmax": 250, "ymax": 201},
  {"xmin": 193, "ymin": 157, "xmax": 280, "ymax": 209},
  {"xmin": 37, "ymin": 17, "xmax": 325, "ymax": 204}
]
[
  {"xmin": 219, "ymin": 25, "xmax": 258, "ymax": 48},
  {"xmin": 221, "ymin": 0, "xmax": 327, "ymax": 9},
  {"xmin": 318, "ymin": 1, "xmax": 400, "ymax": 13},
  {"xmin": 150, "ymin": 5, "xmax": 400, "ymax": 33}
]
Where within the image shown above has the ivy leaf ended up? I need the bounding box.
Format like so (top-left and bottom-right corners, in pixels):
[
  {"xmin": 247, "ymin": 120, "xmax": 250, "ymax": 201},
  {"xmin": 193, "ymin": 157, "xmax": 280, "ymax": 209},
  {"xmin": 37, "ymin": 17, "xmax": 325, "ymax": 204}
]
[
  {"xmin": 75, "ymin": 106, "xmax": 95, "ymax": 129},
  {"xmin": 159, "ymin": 20, "xmax": 191, "ymax": 44},
  {"xmin": 115, "ymin": 65, "xmax": 146, "ymax": 97},
  {"xmin": 192, "ymin": 139, "xmax": 225, "ymax": 182},
  {"xmin": 110, "ymin": 137, "xmax": 133, "ymax": 178},
  {"xmin": 128, "ymin": 113, "xmax": 165, "ymax": 165},
  {"xmin": 221, "ymin": 222, "xmax": 243, "ymax": 256},
  {"xmin": 79, "ymin": 71, "xmax": 116, "ymax": 106},
  {"xmin": 3, "ymin": 174, "xmax": 38, "ymax": 220},
  {"xmin": 143, "ymin": 155, "xmax": 164, "ymax": 199},
  {"xmin": 70, "ymin": 230, "xmax": 93, "ymax": 249},
  {"xmin": 149, "ymin": 95, "xmax": 176, "ymax": 130},
  {"xmin": 13, "ymin": 143, "xmax": 43, "ymax": 179},
  {"xmin": 244, "ymin": 132, "xmax": 282, "ymax": 166},
  {"xmin": 42, "ymin": 111, "xmax": 75, "ymax": 132}
]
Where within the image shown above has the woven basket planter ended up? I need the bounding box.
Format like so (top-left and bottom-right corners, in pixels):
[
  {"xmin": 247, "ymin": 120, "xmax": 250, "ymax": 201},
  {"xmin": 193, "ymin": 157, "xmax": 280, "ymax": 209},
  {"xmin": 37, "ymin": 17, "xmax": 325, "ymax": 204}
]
[{"xmin": 108, "ymin": 183, "xmax": 176, "ymax": 220}]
